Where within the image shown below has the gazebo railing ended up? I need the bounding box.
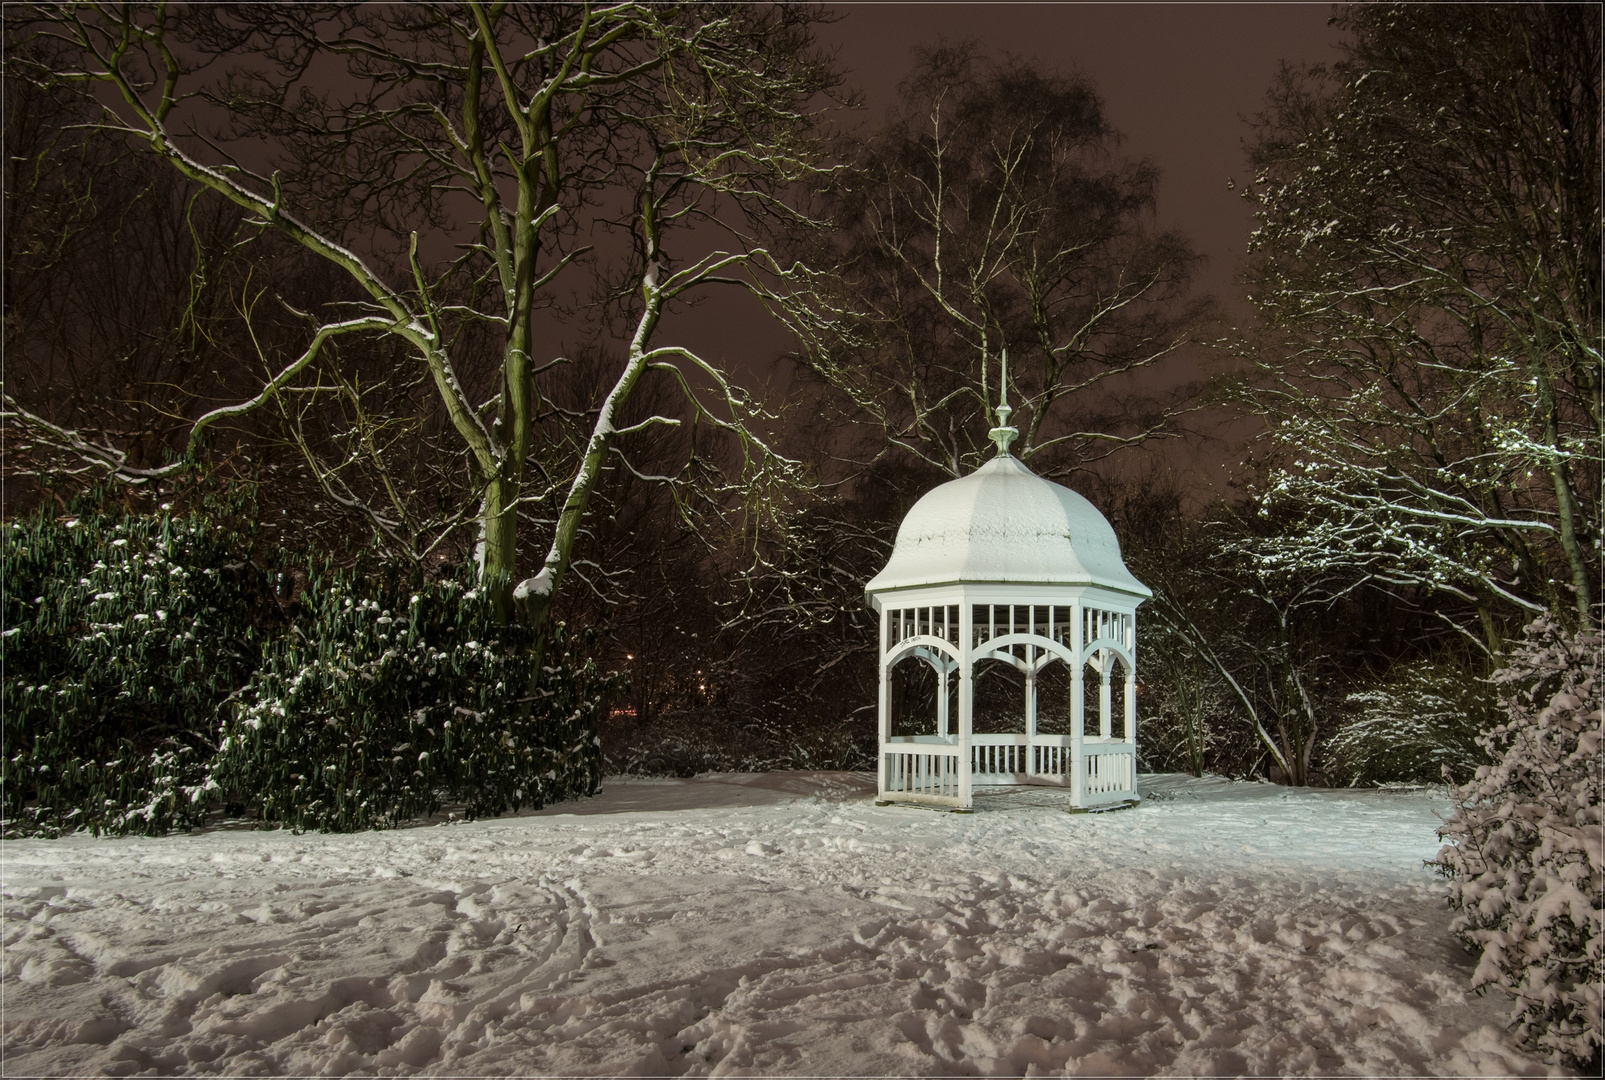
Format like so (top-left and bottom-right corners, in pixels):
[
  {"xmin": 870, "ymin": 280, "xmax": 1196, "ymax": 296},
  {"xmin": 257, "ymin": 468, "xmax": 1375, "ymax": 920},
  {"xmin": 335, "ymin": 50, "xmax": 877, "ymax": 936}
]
[
  {"xmin": 972, "ymin": 737, "xmax": 1029, "ymax": 778},
  {"xmin": 960, "ymin": 734, "xmax": 1135, "ymax": 804},
  {"xmin": 878, "ymin": 738, "xmax": 1136, "ymax": 806},
  {"xmin": 881, "ymin": 741, "xmax": 964, "ymax": 806},
  {"xmin": 1033, "ymin": 740, "xmax": 1071, "ymax": 778},
  {"xmin": 1080, "ymin": 741, "xmax": 1136, "ymax": 804}
]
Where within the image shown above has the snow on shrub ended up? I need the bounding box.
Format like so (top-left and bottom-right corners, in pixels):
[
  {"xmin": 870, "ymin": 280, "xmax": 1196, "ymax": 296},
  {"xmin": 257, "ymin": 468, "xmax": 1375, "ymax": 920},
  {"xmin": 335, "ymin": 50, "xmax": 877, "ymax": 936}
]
[
  {"xmin": 3, "ymin": 493, "xmax": 615, "ymax": 836},
  {"xmin": 1, "ymin": 489, "xmax": 276, "ymax": 836},
  {"xmin": 1328, "ymin": 653, "xmax": 1494, "ymax": 786},
  {"xmin": 210, "ymin": 559, "xmax": 615, "ymax": 832},
  {"xmin": 1433, "ymin": 616, "xmax": 1603, "ymax": 1069}
]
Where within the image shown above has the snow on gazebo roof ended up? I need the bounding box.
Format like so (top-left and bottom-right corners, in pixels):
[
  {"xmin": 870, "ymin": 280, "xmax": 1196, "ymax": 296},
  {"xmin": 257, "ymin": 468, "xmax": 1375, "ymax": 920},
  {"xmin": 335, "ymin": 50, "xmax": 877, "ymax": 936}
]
[{"xmin": 864, "ymin": 453, "xmax": 1151, "ymax": 599}]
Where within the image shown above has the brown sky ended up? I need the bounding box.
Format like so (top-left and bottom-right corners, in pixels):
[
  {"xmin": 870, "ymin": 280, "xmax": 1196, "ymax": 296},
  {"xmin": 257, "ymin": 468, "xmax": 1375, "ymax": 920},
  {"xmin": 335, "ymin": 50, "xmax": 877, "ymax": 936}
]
[
  {"xmin": 830, "ymin": 3, "xmax": 1343, "ymax": 315},
  {"xmin": 672, "ymin": 3, "xmax": 1344, "ymax": 405}
]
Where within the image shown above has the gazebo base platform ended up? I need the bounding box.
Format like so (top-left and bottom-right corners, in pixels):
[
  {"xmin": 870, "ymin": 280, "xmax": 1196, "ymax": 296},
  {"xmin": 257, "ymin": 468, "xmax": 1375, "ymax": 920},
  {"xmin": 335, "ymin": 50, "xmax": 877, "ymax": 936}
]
[
  {"xmin": 873, "ymin": 800, "xmax": 974, "ymax": 813},
  {"xmin": 877, "ymin": 736, "xmax": 1138, "ymax": 813},
  {"xmin": 874, "ymin": 782, "xmax": 1140, "ymax": 814}
]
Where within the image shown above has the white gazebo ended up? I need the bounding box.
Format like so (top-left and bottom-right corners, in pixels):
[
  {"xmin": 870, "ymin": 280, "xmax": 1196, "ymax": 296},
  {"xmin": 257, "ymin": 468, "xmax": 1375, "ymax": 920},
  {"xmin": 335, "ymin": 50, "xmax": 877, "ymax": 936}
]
[{"xmin": 865, "ymin": 378, "xmax": 1151, "ymax": 812}]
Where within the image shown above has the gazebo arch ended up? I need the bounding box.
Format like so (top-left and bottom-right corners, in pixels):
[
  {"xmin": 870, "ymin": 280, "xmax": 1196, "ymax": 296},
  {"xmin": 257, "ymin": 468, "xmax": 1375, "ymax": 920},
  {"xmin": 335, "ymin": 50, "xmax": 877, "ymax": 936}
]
[{"xmin": 864, "ymin": 366, "xmax": 1151, "ymax": 812}]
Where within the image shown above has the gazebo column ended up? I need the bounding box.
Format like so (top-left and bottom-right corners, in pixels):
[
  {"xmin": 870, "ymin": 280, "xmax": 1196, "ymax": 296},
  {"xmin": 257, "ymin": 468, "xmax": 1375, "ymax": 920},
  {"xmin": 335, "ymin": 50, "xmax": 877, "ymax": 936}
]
[
  {"xmin": 1124, "ymin": 665, "xmax": 1136, "ymax": 742},
  {"xmin": 1070, "ymin": 639, "xmax": 1086, "ymax": 808},
  {"xmin": 877, "ymin": 606, "xmax": 890, "ymax": 801},
  {"xmin": 1100, "ymin": 658, "xmax": 1113, "ymax": 738},
  {"xmin": 1125, "ymin": 659, "xmax": 1139, "ymax": 797},
  {"xmin": 1126, "ymin": 621, "xmax": 1139, "ymax": 799},
  {"xmin": 1023, "ymin": 647, "xmax": 1037, "ymax": 778},
  {"xmin": 958, "ymin": 602, "xmax": 973, "ymax": 809},
  {"xmin": 937, "ymin": 661, "xmax": 950, "ymax": 739}
]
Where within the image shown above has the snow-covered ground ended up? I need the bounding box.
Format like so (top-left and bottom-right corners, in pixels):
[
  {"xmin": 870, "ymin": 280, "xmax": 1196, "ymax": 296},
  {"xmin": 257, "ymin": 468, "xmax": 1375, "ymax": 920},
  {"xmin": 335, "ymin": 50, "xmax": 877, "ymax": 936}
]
[{"xmin": 1, "ymin": 772, "xmax": 1567, "ymax": 1077}]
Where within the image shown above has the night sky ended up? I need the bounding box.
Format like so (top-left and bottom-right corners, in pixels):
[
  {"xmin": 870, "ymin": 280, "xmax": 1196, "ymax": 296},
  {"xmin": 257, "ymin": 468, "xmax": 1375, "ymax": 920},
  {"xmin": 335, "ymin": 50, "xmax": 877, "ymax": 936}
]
[{"xmin": 832, "ymin": 4, "xmax": 1343, "ymax": 318}]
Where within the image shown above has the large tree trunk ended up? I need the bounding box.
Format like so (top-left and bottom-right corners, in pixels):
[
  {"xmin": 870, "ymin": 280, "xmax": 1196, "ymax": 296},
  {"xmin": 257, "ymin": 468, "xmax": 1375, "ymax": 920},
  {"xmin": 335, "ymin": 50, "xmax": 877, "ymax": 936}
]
[
  {"xmin": 480, "ymin": 478, "xmax": 519, "ymax": 624},
  {"xmin": 1539, "ymin": 372, "xmax": 1594, "ymax": 624}
]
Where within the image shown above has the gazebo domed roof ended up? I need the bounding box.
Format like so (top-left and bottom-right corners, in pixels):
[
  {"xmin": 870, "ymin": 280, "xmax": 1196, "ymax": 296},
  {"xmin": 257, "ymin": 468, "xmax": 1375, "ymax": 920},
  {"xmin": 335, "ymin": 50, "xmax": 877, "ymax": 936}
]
[{"xmin": 864, "ymin": 454, "xmax": 1151, "ymax": 599}]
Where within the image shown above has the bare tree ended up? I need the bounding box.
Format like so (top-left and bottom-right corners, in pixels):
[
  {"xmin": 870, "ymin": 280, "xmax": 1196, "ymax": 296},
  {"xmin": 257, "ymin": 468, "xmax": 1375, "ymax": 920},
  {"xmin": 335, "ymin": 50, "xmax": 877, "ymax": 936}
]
[
  {"xmin": 7, "ymin": 3, "xmax": 844, "ymax": 632},
  {"xmin": 802, "ymin": 43, "xmax": 1207, "ymax": 481},
  {"xmin": 1113, "ymin": 473, "xmax": 1396, "ymax": 787},
  {"xmin": 2, "ymin": 65, "xmax": 288, "ymax": 498},
  {"xmin": 1143, "ymin": 521, "xmax": 1357, "ymax": 786}
]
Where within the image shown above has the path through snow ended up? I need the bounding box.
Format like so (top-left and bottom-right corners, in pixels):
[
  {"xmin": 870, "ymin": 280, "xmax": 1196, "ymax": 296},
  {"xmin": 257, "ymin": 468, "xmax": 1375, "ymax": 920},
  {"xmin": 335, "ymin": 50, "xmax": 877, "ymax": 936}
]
[{"xmin": 1, "ymin": 773, "xmax": 1565, "ymax": 1076}]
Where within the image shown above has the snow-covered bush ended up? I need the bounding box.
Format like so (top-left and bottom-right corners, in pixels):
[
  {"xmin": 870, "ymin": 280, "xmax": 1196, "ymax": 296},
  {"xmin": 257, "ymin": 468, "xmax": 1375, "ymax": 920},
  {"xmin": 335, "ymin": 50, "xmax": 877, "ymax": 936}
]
[
  {"xmin": 1433, "ymin": 616, "xmax": 1603, "ymax": 1069},
  {"xmin": 4, "ymin": 494, "xmax": 615, "ymax": 835},
  {"xmin": 1328, "ymin": 654, "xmax": 1494, "ymax": 786},
  {"xmin": 1, "ymin": 491, "xmax": 275, "ymax": 835},
  {"xmin": 211, "ymin": 559, "xmax": 615, "ymax": 831}
]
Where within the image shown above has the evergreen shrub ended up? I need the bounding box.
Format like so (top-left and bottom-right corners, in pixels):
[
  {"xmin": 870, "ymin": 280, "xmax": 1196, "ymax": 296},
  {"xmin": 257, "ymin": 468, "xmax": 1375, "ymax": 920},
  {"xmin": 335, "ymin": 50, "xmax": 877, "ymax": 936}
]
[
  {"xmin": 212, "ymin": 562, "xmax": 612, "ymax": 831},
  {"xmin": 1433, "ymin": 616, "xmax": 1603, "ymax": 1069},
  {"xmin": 1, "ymin": 491, "xmax": 275, "ymax": 835},
  {"xmin": 2, "ymin": 495, "xmax": 613, "ymax": 835}
]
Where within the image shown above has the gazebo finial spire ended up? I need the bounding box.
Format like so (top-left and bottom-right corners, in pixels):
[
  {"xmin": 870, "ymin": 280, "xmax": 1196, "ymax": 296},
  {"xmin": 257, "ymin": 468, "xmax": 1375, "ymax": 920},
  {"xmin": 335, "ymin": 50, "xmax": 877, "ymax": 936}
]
[{"xmin": 987, "ymin": 348, "xmax": 1018, "ymax": 457}]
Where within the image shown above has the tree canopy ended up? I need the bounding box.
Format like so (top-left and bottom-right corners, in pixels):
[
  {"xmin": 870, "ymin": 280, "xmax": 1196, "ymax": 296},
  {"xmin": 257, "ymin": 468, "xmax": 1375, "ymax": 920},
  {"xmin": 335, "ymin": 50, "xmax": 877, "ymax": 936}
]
[
  {"xmin": 7, "ymin": 3, "xmax": 846, "ymax": 630},
  {"xmin": 803, "ymin": 43, "xmax": 1207, "ymax": 482},
  {"xmin": 1237, "ymin": 3, "xmax": 1601, "ymax": 637}
]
